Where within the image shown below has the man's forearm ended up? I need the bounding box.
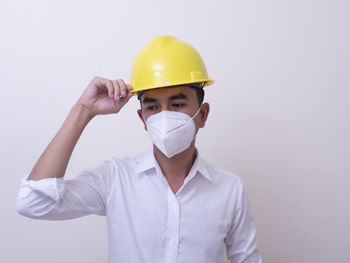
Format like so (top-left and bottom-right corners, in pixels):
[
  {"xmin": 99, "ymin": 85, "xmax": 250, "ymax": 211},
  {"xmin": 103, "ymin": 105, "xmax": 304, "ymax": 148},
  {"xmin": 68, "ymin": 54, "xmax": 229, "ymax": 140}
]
[{"xmin": 27, "ymin": 103, "xmax": 93, "ymax": 181}]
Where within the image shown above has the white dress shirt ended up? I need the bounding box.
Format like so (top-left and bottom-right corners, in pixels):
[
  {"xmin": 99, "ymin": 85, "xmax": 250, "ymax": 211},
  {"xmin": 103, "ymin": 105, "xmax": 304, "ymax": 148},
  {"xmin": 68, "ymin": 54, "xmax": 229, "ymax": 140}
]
[{"xmin": 16, "ymin": 151, "xmax": 262, "ymax": 263}]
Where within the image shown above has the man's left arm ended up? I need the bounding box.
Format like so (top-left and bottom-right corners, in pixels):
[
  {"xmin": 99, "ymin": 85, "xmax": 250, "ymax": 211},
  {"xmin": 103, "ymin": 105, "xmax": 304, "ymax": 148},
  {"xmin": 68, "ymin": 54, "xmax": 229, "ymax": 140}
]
[{"xmin": 225, "ymin": 180, "xmax": 263, "ymax": 263}]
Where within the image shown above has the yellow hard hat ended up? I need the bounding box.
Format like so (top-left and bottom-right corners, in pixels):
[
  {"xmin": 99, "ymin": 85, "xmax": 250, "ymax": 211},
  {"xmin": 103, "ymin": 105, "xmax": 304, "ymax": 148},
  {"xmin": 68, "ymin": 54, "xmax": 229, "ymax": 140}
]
[{"xmin": 130, "ymin": 35, "xmax": 214, "ymax": 94}]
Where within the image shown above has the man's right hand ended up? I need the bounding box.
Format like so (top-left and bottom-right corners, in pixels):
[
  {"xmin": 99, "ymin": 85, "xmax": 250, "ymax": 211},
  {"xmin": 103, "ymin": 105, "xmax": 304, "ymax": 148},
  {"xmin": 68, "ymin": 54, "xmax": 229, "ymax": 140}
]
[
  {"xmin": 78, "ymin": 77, "xmax": 134, "ymax": 117},
  {"xmin": 27, "ymin": 77, "xmax": 134, "ymax": 181}
]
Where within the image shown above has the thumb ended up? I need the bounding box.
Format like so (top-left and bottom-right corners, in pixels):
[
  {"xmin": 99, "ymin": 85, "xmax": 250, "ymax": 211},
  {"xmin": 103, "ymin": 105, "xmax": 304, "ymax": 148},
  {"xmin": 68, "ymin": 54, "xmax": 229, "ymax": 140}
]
[{"xmin": 118, "ymin": 92, "xmax": 134, "ymax": 108}]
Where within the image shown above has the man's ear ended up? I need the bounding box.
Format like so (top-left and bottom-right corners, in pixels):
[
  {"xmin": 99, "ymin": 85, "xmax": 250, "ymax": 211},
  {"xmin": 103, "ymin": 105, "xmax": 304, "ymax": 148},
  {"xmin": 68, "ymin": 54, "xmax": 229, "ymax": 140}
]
[
  {"xmin": 199, "ymin": 102, "xmax": 210, "ymax": 128},
  {"xmin": 137, "ymin": 109, "xmax": 147, "ymax": 131}
]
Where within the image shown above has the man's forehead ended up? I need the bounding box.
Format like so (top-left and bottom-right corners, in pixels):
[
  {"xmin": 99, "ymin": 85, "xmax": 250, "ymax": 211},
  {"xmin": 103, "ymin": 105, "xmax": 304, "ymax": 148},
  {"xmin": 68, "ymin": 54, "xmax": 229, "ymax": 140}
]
[{"xmin": 141, "ymin": 85, "xmax": 195, "ymax": 101}]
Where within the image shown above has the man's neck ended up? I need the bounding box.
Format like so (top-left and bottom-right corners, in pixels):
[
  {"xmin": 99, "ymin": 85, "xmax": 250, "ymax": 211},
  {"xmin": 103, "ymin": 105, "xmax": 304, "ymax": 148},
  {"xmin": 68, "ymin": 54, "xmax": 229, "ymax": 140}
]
[{"xmin": 153, "ymin": 141, "xmax": 197, "ymax": 191}]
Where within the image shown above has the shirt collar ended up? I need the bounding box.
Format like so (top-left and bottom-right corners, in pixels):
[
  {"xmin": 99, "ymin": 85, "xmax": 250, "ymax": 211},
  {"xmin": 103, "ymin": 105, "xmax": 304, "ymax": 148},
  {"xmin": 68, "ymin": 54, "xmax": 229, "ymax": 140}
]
[
  {"xmin": 135, "ymin": 149, "xmax": 213, "ymax": 182},
  {"xmin": 135, "ymin": 151, "xmax": 156, "ymax": 174},
  {"xmin": 196, "ymin": 152, "xmax": 212, "ymax": 182}
]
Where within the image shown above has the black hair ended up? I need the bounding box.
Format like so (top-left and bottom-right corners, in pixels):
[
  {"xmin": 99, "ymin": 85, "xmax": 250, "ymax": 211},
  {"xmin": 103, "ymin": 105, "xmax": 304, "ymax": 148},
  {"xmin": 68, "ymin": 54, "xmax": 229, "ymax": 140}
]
[
  {"xmin": 137, "ymin": 82, "xmax": 205, "ymax": 107},
  {"xmin": 192, "ymin": 86, "xmax": 205, "ymax": 106}
]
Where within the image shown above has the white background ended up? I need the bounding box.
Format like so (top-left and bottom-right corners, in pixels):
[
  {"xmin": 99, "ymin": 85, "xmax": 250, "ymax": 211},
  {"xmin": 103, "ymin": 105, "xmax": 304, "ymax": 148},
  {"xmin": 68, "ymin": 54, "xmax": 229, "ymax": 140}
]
[{"xmin": 1, "ymin": 0, "xmax": 349, "ymax": 262}]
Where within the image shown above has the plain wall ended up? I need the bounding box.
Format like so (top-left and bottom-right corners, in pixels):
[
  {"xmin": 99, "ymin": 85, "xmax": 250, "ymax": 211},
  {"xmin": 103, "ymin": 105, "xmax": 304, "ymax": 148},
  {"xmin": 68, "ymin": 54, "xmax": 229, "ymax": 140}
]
[{"xmin": 1, "ymin": 0, "xmax": 349, "ymax": 262}]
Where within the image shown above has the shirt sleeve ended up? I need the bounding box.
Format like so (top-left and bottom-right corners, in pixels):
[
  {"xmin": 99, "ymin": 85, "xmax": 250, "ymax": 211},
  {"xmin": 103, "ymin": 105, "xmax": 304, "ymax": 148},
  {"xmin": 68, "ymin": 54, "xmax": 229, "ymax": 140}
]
[
  {"xmin": 225, "ymin": 180, "xmax": 263, "ymax": 263},
  {"xmin": 16, "ymin": 160, "xmax": 114, "ymax": 220}
]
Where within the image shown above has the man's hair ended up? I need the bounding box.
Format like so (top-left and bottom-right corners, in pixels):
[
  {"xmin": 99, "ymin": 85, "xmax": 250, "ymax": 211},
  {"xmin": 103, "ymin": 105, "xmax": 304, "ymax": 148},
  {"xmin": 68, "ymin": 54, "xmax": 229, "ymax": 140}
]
[
  {"xmin": 191, "ymin": 86, "xmax": 205, "ymax": 106},
  {"xmin": 137, "ymin": 82, "xmax": 205, "ymax": 107}
]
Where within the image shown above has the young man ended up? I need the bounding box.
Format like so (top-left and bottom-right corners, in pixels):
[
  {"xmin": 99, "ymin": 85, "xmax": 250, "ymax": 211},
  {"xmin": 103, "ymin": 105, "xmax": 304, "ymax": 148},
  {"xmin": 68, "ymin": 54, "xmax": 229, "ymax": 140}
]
[{"xmin": 16, "ymin": 36, "xmax": 262, "ymax": 263}]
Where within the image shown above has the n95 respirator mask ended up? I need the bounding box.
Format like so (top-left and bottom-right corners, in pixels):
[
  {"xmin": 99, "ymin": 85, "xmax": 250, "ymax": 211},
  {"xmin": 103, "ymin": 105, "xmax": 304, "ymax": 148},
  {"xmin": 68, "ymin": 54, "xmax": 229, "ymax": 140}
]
[{"xmin": 145, "ymin": 107, "xmax": 201, "ymax": 158}]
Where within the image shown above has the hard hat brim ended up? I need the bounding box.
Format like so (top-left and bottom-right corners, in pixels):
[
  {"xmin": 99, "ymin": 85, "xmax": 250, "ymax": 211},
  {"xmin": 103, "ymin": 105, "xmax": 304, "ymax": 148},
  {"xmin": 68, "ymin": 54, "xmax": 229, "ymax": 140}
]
[{"xmin": 129, "ymin": 78, "xmax": 214, "ymax": 95}]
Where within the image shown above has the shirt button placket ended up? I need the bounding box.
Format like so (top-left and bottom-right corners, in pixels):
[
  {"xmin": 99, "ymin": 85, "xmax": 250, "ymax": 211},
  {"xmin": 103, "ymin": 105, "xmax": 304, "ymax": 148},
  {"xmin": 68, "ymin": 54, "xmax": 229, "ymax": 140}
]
[{"xmin": 165, "ymin": 188, "xmax": 180, "ymax": 263}]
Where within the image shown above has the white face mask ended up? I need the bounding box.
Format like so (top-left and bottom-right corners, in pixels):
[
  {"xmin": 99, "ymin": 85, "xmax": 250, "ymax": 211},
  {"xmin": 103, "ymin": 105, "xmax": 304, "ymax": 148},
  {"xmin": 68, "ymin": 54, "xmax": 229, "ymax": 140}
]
[{"xmin": 145, "ymin": 106, "xmax": 202, "ymax": 158}]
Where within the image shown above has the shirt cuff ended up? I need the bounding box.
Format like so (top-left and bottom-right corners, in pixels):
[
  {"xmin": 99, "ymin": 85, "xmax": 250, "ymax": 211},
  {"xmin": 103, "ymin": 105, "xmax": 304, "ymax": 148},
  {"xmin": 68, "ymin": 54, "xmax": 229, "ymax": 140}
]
[{"xmin": 18, "ymin": 174, "xmax": 65, "ymax": 201}]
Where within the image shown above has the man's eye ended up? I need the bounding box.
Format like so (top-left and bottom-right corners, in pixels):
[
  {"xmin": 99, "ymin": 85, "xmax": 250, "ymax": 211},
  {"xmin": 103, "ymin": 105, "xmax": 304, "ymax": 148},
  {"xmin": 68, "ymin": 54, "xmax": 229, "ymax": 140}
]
[
  {"xmin": 172, "ymin": 103, "xmax": 185, "ymax": 108},
  {"xmin": 146, "ymin": 105, "xmax": 158, "ymax": 111}
]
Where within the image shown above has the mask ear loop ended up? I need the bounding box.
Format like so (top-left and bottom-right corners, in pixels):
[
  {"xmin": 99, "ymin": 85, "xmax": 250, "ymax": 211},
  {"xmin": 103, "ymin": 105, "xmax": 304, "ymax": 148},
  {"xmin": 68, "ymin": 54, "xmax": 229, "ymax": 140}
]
[
  {"xmin": 191, "ymin": 104, "xmax": 202, "ymax": 120},
  {"xmin": 166, "ymin": 104, "xmax": 203, "ymax": 134}
]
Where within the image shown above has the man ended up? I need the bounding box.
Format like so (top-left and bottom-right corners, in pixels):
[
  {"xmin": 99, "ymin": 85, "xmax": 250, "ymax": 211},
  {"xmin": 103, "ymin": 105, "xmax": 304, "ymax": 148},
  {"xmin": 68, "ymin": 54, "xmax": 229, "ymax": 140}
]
[{"xmin": 16, "ymin": 35, "xmax": 262, "ymax": 263}]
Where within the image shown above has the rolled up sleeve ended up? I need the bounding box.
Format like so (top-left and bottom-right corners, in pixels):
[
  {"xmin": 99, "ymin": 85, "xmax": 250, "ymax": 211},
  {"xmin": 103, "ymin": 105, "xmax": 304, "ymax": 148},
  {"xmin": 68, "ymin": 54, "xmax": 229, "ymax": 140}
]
[{"xmin": 16, "ymin": 161, "xmax": 112, "ymax": 220}]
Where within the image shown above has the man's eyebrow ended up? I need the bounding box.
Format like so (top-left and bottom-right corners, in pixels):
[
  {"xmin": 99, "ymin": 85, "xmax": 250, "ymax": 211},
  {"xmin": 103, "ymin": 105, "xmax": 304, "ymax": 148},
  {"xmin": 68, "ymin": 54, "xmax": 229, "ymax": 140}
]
[
  {"xmin": 169, "ymin": 93, "xmax": 187, "ymax": 100},
  {"xmin": 142, "ymin": 93, "xmax": 188, "ymax": 103},
  {"xmin": 142, "ymin": 97, "xmax": 158, "ymax": 104}
]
